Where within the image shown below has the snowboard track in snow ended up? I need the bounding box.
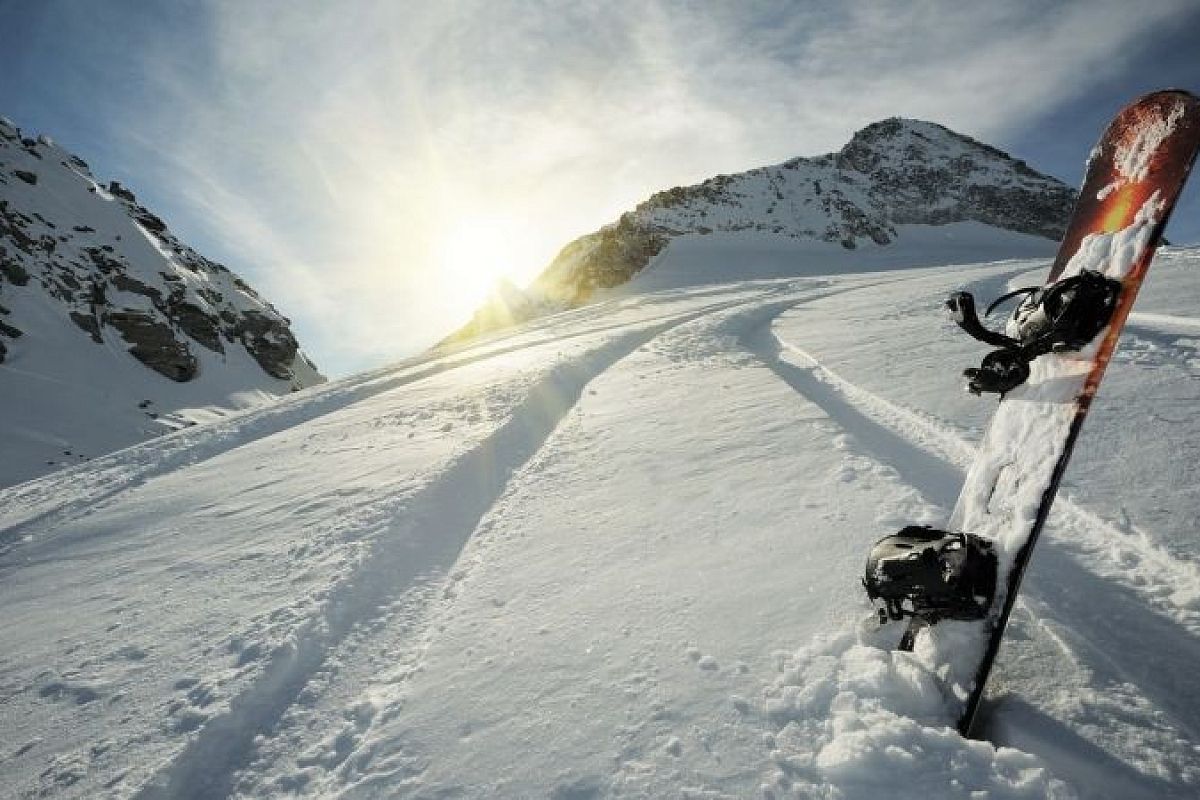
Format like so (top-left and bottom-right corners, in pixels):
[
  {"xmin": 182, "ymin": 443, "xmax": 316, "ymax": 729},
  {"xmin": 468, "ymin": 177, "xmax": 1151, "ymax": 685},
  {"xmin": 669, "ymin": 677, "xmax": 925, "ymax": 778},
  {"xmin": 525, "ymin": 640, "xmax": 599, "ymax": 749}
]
[
  {"xmin": 130, "ymin": 289, "xmax": 806, "ymax": 800},
  {"xmin": 739, "ymin": 307, "xmax": 964, "ymax": 512},
  {"xmin": 766, "ymin": 320, "xmax": 1200, "ymax": 640},
  {"xmin": 0, "ymin": 288, "xmax": 782, "ymax": 559}
]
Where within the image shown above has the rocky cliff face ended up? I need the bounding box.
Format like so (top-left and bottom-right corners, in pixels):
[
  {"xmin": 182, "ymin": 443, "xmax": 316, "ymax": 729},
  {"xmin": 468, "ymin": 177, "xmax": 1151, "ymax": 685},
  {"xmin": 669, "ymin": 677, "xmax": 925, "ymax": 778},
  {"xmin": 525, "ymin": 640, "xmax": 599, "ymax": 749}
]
[
  {"xmin": 0, "ymin": 118, "xmax": 319, "ymax": 384},
  {"xmin": 0, "ymin": 115, "xmax": 324, "ymax": 487},
  {"xmin": 443, "ymin": 118, "xmax": 1075, "ymax": 348},
  {"xmin": 535, "ymin": 118, "xmax": 1074, "ymax": 305}
]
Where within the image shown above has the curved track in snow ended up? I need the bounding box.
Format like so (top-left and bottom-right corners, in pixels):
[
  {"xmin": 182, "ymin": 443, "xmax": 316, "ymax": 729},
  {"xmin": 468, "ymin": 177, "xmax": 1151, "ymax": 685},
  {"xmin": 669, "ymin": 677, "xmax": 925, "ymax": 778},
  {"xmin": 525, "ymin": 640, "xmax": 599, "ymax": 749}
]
[
  {"xmin": 131, "ymin": 286, "xmax": 842, "ymax": 799},
  {"xmin": 217, "ymin": 279, "xmax": 922, "ymax": 799},
  {"xmin": 765, "ymin": 318, "xmax": 1200, "ymax": 641},
  {"xmin": 0, "ymin": 289, "xmax": 761, "ymax": 534},
  {"xmin": 0, "ymin": 289, "xmax": 782, "ymax": 555},
  {"xmin": 739, "ymin": 282, "xmax": 1200, "ymax": 796}
]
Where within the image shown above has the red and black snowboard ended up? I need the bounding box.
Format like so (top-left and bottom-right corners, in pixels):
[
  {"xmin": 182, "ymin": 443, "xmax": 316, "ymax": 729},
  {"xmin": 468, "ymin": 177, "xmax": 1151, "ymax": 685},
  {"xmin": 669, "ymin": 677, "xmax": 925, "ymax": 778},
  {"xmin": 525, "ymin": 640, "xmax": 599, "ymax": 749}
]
[{"xmin": 865, "ymin": 89, "xmax": 1200, "ymax": 737}]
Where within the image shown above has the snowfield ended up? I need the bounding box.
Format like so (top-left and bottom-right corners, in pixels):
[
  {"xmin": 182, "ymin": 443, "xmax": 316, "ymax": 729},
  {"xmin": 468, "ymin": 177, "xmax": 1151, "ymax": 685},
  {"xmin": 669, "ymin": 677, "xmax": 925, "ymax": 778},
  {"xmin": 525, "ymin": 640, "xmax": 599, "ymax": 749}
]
[{"xmin": 2, "ymin": 232, "xmax": 1199, "ymax": 799}]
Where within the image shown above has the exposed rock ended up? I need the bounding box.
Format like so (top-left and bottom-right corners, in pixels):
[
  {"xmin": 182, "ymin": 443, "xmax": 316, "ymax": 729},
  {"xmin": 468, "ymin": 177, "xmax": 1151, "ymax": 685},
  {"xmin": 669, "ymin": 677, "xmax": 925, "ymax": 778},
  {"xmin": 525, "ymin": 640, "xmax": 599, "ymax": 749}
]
[
  {"xmin": 83, "ymin": 246, "xmax": 124, "ymax": 274},
  {"xmin": 439, "ymin": 277, "xmax": 560, "ymax": 348},
  {"xmin": 822, "ymin": 119, "xmax": 1074, "ymax": 240},
  {"xmin": 168, "ymin": 298, "xmax": 224, "ymax": 353},
  {"xmin": 131, "ymin": 206, "xmax": 167, "ymax": 234},
  {"xmin": 197, "ymin": 288, "xmax": 223, "ymax": 305},
  {"xmin": 534, "ymin": 215, "xmax": 670, "ymax": 306},
  {"xmin": 69, "ymin": 311, "xmax": 102, "ymax": 343},
  {"xmin": 237, "ymin": 310, "xmax": 299, "ymax": 380},
  {"xmin": 0, "ymin": 204, "xmax": 38, "ymax": 254},
  {"xmin": 0, "ymin": 319, "xmax": 22, "ymax": 338},
  {"xmin": 107, "ymin": 181, "xmax": 136, "ymax": 202},
  {"xmin": 104, "ymin": 310, "xmax": 197, "ymax": 382},
  {"xmin": 0, "ymin": 252, "xmax": 29, "ymax": 285},
  {"xmin": 13, "ymin": 170, "xmax": 37, "ymax": 186},
  {"xmin": 110, "ymin": 273, "xmax": 162, "ymax": 301}
]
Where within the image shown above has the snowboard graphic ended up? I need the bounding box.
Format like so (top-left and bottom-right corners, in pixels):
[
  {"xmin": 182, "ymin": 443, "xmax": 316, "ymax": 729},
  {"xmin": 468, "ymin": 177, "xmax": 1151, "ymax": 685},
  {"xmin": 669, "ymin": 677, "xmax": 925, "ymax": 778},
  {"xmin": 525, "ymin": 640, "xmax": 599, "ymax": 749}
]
[{"xmin": 864, "ymin": 90, "xmax": 1200, "ymax": 736}]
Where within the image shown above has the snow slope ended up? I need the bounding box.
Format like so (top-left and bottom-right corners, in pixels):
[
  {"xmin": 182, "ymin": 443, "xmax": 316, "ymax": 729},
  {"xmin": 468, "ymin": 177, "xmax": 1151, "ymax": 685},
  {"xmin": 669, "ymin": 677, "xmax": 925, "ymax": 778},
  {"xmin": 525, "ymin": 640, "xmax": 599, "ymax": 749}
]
[
  {"xmin": 2, "ymin": 244, "xmax": 1199, "ymax": 799},
  {"xmin": 0, "ymin": 118, "xmax": 324, "ymax": 488}
]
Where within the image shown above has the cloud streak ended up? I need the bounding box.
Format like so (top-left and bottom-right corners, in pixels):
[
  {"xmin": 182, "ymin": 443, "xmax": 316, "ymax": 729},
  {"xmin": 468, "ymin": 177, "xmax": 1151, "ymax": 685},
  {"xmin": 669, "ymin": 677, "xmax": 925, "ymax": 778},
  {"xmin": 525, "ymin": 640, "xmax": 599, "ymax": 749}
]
[{"xmin": 80, "ymin": 0, "xmax": 1197, "ymax": 374}]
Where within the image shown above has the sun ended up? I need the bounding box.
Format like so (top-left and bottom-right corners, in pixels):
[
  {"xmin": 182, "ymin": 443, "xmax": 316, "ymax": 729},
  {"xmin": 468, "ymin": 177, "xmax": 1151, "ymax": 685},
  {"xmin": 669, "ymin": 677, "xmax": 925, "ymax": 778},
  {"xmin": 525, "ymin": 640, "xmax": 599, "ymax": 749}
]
[{"xmin": 435, "ymin": 212, "xmax": 538, "ymax": 313}]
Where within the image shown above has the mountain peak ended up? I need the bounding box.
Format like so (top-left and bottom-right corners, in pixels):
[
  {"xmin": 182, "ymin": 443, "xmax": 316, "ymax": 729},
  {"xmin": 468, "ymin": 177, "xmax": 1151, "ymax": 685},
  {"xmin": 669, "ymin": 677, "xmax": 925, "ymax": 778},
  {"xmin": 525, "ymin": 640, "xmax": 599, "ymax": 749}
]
[
  {"xmin": 0, "ymin": 115, "xmax": 325, "ymax": 486},
  {"xmin": 443, "ymin": 117, "xmax": 1076, "ymax": 347},
  {"xmin": 831, "ymin": 117, "xmax": 1044, "ymax": 182},
  {"xmin": 544, "ymin": 117, "xmax": 1071, "ymax": 292}
]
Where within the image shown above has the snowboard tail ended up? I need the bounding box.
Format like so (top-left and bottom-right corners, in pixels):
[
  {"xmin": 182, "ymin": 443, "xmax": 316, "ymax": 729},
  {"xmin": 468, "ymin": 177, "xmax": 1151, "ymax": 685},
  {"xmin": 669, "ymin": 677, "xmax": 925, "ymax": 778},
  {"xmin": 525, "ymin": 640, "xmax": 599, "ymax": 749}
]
[{"xmin": 872, "ymin": 90, "xmax": 1200, "ymax": 737}]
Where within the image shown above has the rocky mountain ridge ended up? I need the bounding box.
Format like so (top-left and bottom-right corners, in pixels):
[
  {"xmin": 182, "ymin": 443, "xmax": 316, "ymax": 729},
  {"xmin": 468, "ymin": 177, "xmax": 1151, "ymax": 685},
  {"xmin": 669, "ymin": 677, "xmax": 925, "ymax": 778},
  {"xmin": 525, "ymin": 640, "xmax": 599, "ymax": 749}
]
[
  {"xmin": 0, "ymin": 118, "xmax": 319, "ymax": 383},
  {"xmin": 0, "ymin": 115, "xmax": 324, "ymax": 487},
  {"xmin": 444, "ymin": 118, "xmax": 1075, "ymax": 346}
]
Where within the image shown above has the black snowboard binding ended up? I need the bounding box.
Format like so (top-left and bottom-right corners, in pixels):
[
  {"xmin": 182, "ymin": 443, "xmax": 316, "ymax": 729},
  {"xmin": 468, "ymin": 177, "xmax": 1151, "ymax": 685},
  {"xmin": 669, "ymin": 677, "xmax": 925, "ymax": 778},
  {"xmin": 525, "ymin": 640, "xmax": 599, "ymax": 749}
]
[
  {"xmin": 863, "ymin": 525, "xmax": 997, "ymax": 625},
  {"xmin": 947, "ymin": 269, "xmax": 1123, "ymax": 395}
]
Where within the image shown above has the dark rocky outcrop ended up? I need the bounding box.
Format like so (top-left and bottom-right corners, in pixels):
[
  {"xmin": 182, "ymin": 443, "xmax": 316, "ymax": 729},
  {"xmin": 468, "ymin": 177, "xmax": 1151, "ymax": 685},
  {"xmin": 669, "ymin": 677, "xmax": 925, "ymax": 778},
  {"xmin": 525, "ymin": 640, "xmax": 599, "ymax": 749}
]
[
  {"xmin": 236, "ymin": 310, "xmax": 300, "ymax": 380},
  {"xmin": 131, "ymin": 206, "xmax": 167, "ymax": 234},
  {"xmin": 169, "ymin": 297, "xmax": 224, "ymax": 353},
  {"xmin": 107, "ymin": 181, "xmax": 136, "ymax": 202},
  {"xmin": 104, "ymin": 310, "xmax": 198, "ymax": 381},
  {"xmin": 0, "ymin": 251, "xmax": 29, "ymax": 285},
  {"xmin": 533, "ymin": 215, "xmax": 670, "ymax": 306},
  {"xmin": 823, "ymin": 119, "xmax": 1074, "ymax": 240},
  {"xmin": 69, "ymin": 311, "xmax": 102, "ymax": 343},
  {"xmin": 110, "ymin": 273, "xmax": 162, "ymax": 300}
]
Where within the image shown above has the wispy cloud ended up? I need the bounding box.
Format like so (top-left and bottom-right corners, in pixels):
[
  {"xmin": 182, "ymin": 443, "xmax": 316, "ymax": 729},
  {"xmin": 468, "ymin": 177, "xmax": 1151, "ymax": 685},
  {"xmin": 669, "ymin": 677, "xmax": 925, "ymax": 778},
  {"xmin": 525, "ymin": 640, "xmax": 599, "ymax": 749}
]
[{"xmin": 96, "ymin": 0, "xmax": 1195, "ymax": 374}]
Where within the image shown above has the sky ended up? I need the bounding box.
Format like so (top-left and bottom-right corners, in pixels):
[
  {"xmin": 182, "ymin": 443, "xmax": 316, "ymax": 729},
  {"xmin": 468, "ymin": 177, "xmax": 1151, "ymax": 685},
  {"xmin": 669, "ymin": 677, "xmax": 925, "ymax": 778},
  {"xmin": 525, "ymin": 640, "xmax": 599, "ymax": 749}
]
[{"xmin": 2, "ymin": 0, "xmax": 1200, "ymax": 377}]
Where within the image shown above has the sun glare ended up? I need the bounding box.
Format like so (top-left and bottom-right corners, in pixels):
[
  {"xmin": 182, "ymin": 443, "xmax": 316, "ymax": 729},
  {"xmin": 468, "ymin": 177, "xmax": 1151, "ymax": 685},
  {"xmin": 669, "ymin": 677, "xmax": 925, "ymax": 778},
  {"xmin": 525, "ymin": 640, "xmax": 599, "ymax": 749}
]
[{"xmin": 436, "ymin": 212, "xmax": 541, "ymax": 316}]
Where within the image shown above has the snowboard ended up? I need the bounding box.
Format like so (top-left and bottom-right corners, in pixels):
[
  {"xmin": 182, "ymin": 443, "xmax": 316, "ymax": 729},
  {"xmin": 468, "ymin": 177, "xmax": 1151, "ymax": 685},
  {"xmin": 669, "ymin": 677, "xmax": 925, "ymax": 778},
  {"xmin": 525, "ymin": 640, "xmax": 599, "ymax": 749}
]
[{"xmin": 870, "ymin": 89, "xmax": 1200, "ymax": 737}]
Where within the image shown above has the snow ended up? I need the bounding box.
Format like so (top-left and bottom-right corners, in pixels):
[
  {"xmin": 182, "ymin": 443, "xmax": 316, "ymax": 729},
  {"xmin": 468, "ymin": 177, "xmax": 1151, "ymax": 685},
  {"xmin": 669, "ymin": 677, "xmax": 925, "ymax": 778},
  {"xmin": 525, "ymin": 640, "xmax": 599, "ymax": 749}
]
[
  {"xmin": 1113, "ymin": 100, "xmax": 1187, "ymax": 186},
  {"xmin": 2, "ymin": 235, "xmax": 1200, "ymax": 798},
  {"xmin": 0, "ymin": 124, "xmax": 323, "ymax": 489},
  {"xmin": 763, "ymin": 630, "xmax": 1070, "ymax": 799},
  {"xmin": 627, "ymin": 223, "xmax": 1058, "ymax": 292}
]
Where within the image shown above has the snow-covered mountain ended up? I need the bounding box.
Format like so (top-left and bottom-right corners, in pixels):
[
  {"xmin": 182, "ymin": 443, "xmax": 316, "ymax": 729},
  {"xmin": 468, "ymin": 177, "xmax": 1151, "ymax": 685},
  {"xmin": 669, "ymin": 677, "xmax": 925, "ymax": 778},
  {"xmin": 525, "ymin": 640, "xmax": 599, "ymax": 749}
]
[
  {"xmin": 443, "ymin": 118, "xmax": 1074, "ymax": 347},
  {"xmin": 4, "ymin": 242, "xmax": 1199, "ymax": 798},
  {"xmin": 0, "ymin": 116, "xmax": 324, "ymax": 487}
]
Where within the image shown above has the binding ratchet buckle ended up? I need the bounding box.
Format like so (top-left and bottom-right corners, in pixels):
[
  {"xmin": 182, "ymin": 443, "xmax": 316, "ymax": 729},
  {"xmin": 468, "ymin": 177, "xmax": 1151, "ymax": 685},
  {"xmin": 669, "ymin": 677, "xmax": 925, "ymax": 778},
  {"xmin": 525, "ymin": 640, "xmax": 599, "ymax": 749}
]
[{"xmin": 947, "ymin": 270, "xmax": 1123, "ymax": 395}]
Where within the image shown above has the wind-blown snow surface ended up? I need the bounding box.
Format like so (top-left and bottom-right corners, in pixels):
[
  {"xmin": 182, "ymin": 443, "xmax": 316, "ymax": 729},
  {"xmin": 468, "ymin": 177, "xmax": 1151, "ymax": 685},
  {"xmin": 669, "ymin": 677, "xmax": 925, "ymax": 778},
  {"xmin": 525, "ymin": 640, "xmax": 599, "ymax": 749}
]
[{"xmin": 3, "ymin": 242, "xmax": 1200, "ymax": 799}]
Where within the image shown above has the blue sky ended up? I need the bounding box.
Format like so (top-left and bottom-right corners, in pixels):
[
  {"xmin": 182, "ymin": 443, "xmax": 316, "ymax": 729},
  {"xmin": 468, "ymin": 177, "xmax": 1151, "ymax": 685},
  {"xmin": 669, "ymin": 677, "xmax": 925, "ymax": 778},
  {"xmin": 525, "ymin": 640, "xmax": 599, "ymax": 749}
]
[{"xmin": 2, "ymin": 0, "xmax": 1199, "ymax": 376}]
